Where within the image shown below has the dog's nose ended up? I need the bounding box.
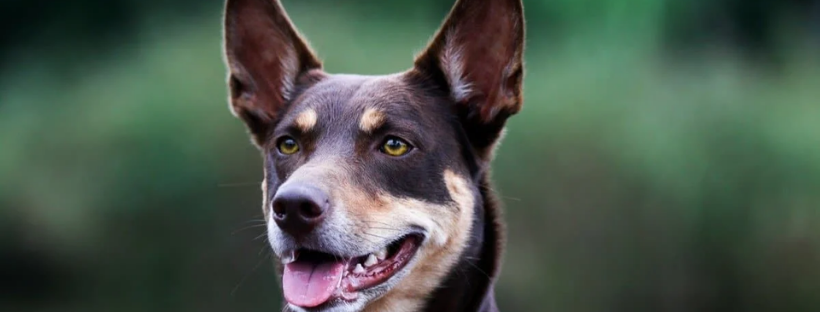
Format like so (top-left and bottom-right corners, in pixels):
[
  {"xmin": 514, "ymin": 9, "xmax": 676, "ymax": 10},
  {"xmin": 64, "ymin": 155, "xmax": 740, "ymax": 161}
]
[{"xmin": 271, "ymin": 183, "xmax": 330, "ymax": 238}]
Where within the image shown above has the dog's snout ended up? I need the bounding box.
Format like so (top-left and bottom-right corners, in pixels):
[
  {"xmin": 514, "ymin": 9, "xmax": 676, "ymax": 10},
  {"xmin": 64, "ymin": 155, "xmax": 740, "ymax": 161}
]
[{"xmin": 271, "ymin": 183, "xmax": 330, "ymax": 237}]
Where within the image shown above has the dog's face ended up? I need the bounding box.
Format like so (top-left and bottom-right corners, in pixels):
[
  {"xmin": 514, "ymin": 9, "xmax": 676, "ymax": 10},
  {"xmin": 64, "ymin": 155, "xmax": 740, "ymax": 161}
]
[
  {"xmin": 260, "ymin": 74, "xmax": 478, "ymax": 312},
  {"xmin": 223, "ymin": 0, "xmax": 524, "ymax": 311}
]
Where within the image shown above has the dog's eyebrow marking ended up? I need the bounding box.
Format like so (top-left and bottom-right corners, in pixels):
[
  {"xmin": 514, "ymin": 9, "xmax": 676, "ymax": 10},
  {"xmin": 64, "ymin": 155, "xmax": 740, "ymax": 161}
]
[
  {"xmin": 294, "ymin": 108, "xmax": 318, "ymax": 132},
  {"xmin": 359, "ymin": 108, "xmax": 385, "ymax": 133}
]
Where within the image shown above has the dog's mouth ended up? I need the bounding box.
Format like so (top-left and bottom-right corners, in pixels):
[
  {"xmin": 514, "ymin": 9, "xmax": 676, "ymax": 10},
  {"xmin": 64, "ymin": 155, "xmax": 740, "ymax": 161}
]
[{"xmin": 281, "ymin": 234, "xmax": 423, "ymax": 309}]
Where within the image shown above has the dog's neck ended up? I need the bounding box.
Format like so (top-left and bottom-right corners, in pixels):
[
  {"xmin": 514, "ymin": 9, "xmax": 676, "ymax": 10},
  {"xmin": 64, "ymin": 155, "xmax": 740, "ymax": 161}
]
[{"xmin": 420, "ymin": 173, "xmax": 504, "ymax": 312}]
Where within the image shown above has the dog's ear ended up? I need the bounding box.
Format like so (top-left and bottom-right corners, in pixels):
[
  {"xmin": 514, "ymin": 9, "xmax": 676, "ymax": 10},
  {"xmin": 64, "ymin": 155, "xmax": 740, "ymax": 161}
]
[
  {"xmin": 414, "ymin": 0, "xmax": 525, "ymax": 158},
  {"xmin": 223, "ymin": 0, "xmax": 322, "ymax": 145}
]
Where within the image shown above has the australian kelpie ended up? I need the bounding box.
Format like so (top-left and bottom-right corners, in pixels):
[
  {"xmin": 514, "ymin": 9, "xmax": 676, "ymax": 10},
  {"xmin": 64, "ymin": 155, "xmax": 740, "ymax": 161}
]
[{"xmin": 222, "ymin": 0, "xmax": 524, "ymax": 311}]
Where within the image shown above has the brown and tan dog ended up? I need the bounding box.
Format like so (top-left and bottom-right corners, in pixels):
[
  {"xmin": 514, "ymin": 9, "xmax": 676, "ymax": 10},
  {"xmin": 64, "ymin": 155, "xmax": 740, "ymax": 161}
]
[{"xmin": 222, "ymin": 0, "xmax": 525, "ymax": 311}]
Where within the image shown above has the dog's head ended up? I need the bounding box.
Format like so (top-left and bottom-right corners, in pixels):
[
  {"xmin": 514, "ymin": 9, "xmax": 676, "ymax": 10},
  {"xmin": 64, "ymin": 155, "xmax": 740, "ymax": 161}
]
[{"xmin": 223, "ymin": 0, "xmax": 524, "ymax": 311}]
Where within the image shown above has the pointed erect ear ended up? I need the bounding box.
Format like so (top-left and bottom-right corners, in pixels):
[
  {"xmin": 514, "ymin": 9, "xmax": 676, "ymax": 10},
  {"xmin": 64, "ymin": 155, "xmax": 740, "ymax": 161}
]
[
  {"xmin": 414, "ymin": 0, "xmax": 525, "ymax": 155},
  {"xmin": 223, "ymin": 0, "xmax": 323, "ymax": 145}
]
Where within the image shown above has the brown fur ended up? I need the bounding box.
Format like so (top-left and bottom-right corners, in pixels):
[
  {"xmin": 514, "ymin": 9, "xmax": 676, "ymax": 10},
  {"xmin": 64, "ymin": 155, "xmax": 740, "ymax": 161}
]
[{"xmin": 222, "ymin": 0, "xmax": 524, "ymax": 311}]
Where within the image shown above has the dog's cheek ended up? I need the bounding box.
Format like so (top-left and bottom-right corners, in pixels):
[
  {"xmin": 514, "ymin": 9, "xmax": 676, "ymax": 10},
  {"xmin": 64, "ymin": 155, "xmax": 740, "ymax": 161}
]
[
  {"xmin": 443, "ymin": 169, "xmax": 476, "ymax": 246},
  {"xmin": 411, "ymin": 170, "xmax": 475, "ymax": 283},
  {"xmin": 367, "ymin": 170, "xmax": 476, "ymax": 309}
]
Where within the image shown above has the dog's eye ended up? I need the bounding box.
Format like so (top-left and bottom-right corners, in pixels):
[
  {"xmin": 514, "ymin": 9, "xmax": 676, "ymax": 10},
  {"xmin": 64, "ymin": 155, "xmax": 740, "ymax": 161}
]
[
  {"xmin": 380, "ymin": 137, "xmax": 412, "ymax": 157},
  {"xmin": 277, "ymin": 137, "xmax": 300, "ymax": 155}
]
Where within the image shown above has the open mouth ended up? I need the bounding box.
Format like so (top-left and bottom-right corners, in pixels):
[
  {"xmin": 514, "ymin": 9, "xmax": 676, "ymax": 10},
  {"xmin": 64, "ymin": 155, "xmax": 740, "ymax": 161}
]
[{"xmin": 281, "ymin": 234, "xmax": 423, "ymax": 309}]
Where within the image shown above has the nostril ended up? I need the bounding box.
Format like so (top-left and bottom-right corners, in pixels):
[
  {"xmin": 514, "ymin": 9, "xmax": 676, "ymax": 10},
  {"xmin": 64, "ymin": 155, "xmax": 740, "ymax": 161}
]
[
  {"xmin": 272, "ymin": 201, "xmax": 287, "ymax": 219},
  {"xmin": 299, "ymin": 201, "xmax": 323, "ymax": 219}
]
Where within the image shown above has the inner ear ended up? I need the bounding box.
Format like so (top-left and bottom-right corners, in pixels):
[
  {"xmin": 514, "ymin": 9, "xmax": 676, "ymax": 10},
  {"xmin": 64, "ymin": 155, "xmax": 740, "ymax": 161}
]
[
  {"xmin": 414, "ymin": 0, "xmax": 525, "ymax": 124},
  {"xmin": 412, "ymin": 0, "xmax": 525, "ymax": 157},
  {"xmin": 223, "ymin": 0, "xmax": 323, "ymax": 146}
]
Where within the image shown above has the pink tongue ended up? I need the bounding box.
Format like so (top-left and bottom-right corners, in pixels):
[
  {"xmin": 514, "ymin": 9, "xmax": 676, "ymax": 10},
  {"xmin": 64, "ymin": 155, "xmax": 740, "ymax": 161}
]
[{"xmin": 283, "ymin": 260, "xmax": 346, "ymax": 308}]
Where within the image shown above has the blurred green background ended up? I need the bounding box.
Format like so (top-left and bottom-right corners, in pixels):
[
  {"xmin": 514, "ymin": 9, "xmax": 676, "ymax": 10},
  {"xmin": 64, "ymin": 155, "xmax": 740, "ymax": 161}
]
[{"xmin": 1, "ymin": 0, "xmax": 819, "ymax": 311}]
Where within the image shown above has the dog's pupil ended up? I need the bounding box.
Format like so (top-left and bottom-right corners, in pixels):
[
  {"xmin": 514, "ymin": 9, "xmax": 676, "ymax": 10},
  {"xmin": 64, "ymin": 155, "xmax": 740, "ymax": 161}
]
[
  {"xmin": 279, "ymin": 138, "xmax": 298, "ymax": 154},
  {"xmin": 385, "ymin": 139, "xmax": 406, "ymax": 153}
]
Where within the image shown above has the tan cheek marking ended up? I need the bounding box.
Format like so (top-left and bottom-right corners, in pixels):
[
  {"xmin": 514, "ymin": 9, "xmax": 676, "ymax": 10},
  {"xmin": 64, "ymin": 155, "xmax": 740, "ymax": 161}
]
[
  {"xmin": 294, "ymin": 108, "xmax": 317, "ymax": 132},
  {"xmin": 444, "ymin": 169, "xmax": 475, "ymax": 213},
  {"xmin": 359, "ymin": 108, "xmax": 385, "ymax": 133},
  {"xmin": 360, "ymin": 170, "xmax": 476, "ymax": 312}
]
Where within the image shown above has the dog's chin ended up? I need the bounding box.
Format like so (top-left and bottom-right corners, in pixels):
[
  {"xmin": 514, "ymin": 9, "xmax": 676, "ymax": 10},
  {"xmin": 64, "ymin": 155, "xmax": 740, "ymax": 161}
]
[{"xmin": 277, "ymin": 234, "xmax": 424, "ymax": 312}]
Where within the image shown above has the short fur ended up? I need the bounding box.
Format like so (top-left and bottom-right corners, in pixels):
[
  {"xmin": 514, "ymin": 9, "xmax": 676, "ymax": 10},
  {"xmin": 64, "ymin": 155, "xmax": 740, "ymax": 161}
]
[{"xmin": 222, "ymin": 0, "xmax": 525, "ymax": 311}]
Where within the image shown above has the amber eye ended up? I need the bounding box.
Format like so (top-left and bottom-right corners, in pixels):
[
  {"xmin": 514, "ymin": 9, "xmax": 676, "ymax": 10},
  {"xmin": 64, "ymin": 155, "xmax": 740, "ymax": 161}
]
[
  {"xmin": 277, "ymin": 137, "xmax": 300, "ymax": 155},
  {"xmin": 380, "ymin": 137, "xmax": 412, "ymax": 157}
]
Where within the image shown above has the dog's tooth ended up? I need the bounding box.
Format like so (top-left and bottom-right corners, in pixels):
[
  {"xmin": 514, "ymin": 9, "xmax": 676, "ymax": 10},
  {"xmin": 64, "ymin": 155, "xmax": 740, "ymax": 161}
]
[
  {"xmin": 353, "ymin": 263, "xmax": 365, "ymax": 274},
  {"xmin": 375, "ymin": 248, "xmax": 388, "ymax": 260},
  {"xmin": 364, "ymin": 254, "xmax": 378, "ymax": 267},
  {"xmin": 281, "ymin": 251, "xmax": 296, "ymax": 264}
]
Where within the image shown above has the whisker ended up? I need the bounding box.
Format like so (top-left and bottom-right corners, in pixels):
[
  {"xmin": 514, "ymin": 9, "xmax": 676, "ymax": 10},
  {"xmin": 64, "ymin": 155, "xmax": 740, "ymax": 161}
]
[
  {"xmin": 253, "ymin": 232, "xmax": 269, "ymax": 241},
  {"xmin": 456, "ymin": 266, "xmax": 473, "ymax": 288},
  {"xmin": 359, "ymin": 232, "xmax": 393, "ymax": 241},
  {"xmin": 462, "ymin": 256, "xmax": 492, "ymax": 280},
  {"xmin": 363, "ymin": 226, "xmax": 404, "ymax": 232},
  {"xmin": 352, "ymin": 233, "xmax": 381, "ymax": 245},
  {"xmin": 258, "ymin": 242, "xmax": 271, "ymax": 256},
  {"xmin": 217, "ymin": 181, "xmax": 261, "ymax": 188},
  {"xmin": 360, "ymin": 221, "xmax": 405, "ymax": 232},
  {"xmin": 231, "ymin": 249, "xmax": 272, "ymax": 297},
  {"xmin": 361, "ymin": 220, "xmax": 395, "ymax": 227},
  {"xmin": 231, "ymin": 223, "xmax": 267, "ymax": 235},
  {"xmin": 502, "ymin": 196, "xmax": 522, "ymax": 202}
]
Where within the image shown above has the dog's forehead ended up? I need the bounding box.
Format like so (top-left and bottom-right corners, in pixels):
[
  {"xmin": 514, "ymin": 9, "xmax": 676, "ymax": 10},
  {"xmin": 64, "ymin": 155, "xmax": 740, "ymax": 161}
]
[{"xmin": 289, "ymin": 74, "xmax": 418, "ymax": 121}]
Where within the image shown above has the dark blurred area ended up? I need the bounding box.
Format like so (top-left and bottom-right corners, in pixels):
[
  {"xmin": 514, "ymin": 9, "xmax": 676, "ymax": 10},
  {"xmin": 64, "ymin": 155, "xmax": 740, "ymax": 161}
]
[{"xmin": 1, "ymin": 0, "xmax": 818, "ymax": 311}]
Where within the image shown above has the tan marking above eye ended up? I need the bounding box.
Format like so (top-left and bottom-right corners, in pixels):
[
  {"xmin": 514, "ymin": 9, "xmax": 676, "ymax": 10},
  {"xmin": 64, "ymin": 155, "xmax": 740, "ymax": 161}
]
[
  {"xmin": 294, "ymin": 108, "xmax": 317, "ymax": 131},
  {"xmin": 359, "ymin": 108, "xmax": 385, "ymax": 132}
]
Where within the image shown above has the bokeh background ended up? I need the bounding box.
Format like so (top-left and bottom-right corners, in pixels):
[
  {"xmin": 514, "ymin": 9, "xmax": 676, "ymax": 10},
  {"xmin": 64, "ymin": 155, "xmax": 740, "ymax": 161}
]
[{"xmin": 2, "ymin": 0, "xmax": 819, "ymax": 311}]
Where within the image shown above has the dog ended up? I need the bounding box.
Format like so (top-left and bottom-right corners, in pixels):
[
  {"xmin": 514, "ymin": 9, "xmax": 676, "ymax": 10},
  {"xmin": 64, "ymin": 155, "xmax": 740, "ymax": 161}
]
[{"xmin": 222, "ymin": 0, "xmax": 524, "ymax": 311}]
